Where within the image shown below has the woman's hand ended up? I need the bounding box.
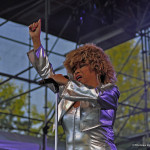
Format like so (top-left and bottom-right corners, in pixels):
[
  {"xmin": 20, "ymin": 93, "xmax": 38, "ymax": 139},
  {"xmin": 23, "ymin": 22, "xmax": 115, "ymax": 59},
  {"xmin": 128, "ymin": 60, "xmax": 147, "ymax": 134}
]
[
  {"xmin": 50, "ymin": 74, "xmax": 69, "ymax": 85},
  {"xmin": 29, "ymin": 19, "xmax": 41, "ymax": 50}
]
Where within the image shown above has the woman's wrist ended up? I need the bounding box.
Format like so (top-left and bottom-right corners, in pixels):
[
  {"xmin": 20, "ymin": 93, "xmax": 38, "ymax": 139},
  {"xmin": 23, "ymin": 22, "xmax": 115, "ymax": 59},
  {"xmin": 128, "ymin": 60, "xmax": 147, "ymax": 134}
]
[{"xmin": 32, "ymin": 38, "xmax": 41, "ymax": 50}]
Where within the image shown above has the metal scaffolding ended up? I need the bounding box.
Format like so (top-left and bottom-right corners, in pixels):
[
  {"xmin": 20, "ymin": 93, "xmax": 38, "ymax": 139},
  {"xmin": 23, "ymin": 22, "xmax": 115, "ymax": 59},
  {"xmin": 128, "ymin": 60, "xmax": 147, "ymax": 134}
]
[{"xmin": 0, "ymin": 0, "xmax": 150, "ymax": 149}]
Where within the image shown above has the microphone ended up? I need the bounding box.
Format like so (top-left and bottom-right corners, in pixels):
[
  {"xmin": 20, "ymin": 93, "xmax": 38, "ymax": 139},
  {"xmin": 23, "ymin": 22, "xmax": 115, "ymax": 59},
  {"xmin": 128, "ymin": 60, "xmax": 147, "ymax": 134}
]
[
  {"xmin": 38, "ymin": 75, "xmax": 69, "ymax": 92},
  {"xmin": 38, "ymin": 78, "xmax": 58, "ymax": 85}
]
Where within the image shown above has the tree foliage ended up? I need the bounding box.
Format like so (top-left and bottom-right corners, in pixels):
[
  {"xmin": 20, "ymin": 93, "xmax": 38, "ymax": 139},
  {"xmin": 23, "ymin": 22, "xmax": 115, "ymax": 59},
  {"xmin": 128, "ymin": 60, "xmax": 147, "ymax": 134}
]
[
  {"xmin": 105, "ymin": 39, "xmax": 149, "ymax": 144},
  {"xmin": 0, "ymin": 79, "xmax": 28, "ymax": 132},
  {"xmin": 30, "ymin": 101, "xmax": 65, "ymax": 140},
  {"xmin": 0, "ymin": 78, "xmax": 64, "ymax": 140}
]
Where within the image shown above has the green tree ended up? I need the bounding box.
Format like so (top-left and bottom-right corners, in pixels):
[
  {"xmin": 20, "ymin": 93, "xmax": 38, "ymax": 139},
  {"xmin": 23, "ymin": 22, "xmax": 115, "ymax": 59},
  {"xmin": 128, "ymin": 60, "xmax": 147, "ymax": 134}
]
[
  {"xmin": 30, "ymin": 101, "xmax": 65, "ymax": 140},
  {"xmin": 0, "ymin": 78, "xmax": 28, "ymax": 132},
  {"xmin": 106, "ymin": 39, "xmax": 149, "ymax": 145},
  {"xmin": 0, "ymin": 78, "xmax": 62, "ymax": 138}
]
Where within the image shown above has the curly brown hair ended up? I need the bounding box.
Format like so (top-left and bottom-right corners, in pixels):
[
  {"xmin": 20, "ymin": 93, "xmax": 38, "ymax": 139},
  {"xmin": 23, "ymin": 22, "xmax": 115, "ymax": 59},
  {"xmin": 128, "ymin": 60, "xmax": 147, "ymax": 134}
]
[{"xmin": 64, "ymin": 43, "xmax": 117, "ymax": 84}]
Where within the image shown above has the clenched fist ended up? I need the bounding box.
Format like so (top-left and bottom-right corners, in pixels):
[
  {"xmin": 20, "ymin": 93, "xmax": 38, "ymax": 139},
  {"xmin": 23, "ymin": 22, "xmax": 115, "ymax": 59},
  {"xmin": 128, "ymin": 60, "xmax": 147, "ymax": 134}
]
[{"xmin": 29, "ymin": 19, "xmax": 41, "ymax": 50}]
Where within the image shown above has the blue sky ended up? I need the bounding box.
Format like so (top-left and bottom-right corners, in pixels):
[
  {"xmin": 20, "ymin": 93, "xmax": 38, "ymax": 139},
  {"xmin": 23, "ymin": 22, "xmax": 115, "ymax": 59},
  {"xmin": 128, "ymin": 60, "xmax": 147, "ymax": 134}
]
[{"xmin": 0, "ymin": 17, "xmax": 76, "ymax": 115}]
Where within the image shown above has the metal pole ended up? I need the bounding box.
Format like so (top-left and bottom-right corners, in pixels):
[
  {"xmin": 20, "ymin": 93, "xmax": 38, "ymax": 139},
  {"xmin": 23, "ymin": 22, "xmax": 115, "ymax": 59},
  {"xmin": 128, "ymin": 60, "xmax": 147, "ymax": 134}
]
[
  {"xmin": 141, "ymin": 30, "xmax": 149, "ymax": 145},
  {"xmin": 28, "ymin": 36, "xmax": 32, "ymax": 134},
  {"xmin": 43, "ymin": 0, "xmax": 49, "ymax": 149},
  {"xmin": 55, "ymin": 93, "xmax": 58, "ymax": 150},
  {"xmin": 43, "ymin": 88, "xmax": 48, "ymax": 150}
]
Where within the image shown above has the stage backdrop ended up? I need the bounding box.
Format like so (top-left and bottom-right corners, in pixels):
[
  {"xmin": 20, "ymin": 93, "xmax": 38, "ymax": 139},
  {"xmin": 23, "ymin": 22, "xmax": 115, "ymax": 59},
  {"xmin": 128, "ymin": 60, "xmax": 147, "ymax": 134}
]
[{"xmin": 0, "ymin": 131, "xmax": 65, "ymax": 150}]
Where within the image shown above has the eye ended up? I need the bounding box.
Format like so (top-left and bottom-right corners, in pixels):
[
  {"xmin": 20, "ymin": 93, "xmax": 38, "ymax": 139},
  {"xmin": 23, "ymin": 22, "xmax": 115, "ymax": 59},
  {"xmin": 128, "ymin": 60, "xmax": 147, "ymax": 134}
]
[
  {"xmin": 79, "ymin": 63, "xmax": 87, "ymax": 68},
  {"xmin": 72, "ymin": 66, "xmax": 77, "ymax": 73}
]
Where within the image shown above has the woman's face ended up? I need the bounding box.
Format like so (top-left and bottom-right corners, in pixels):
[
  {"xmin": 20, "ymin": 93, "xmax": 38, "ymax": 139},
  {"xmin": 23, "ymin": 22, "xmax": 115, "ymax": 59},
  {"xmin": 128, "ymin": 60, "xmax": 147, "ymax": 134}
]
[{"xmin": 73, "ymin": 62, "xmax": 99, "ymax": 88}]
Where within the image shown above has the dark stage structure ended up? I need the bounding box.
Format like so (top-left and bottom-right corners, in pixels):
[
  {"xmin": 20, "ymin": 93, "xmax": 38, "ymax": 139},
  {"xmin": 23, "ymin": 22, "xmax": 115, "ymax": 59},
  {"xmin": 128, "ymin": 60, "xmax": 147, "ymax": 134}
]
[{"xmin": 0, "ymin": 0, "xmax": 150, "ymax": 149}]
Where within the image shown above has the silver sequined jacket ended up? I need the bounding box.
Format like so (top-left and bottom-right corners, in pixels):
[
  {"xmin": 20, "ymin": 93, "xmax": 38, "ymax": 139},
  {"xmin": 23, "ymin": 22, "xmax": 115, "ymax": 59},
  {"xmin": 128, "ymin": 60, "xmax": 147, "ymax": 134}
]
[{"xmin": 27, "ymin": 45, "xmax": 120, "ymax": 132}]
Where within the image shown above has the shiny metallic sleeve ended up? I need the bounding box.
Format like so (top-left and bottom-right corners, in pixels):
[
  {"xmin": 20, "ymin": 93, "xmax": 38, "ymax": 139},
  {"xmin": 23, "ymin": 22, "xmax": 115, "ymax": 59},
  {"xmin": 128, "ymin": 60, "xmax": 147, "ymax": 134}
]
[
  {"xmin": 61, "ymin": 81, "xmax": 99, "ymax": 101},
  {"xmin": 27, "ymin": 45, "xmax": 58, "ymax": 92},
  {"xmin": 62, "ymin": 81, "xmax": 119, "ymax": 108},
  {"xmin": 98, "ymin": 84, "xmax": 120, "ymax": 110},
  {"xmin": 27, "ymin": 45, "xmax": 54, "ymax": 78}
]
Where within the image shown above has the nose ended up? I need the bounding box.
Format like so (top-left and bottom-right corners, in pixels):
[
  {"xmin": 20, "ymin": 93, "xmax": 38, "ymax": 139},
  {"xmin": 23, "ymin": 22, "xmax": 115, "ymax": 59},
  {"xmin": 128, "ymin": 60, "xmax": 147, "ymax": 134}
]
[{"xmin": 73, "ymin": 67, "xmax": 80, "ymax": 78}]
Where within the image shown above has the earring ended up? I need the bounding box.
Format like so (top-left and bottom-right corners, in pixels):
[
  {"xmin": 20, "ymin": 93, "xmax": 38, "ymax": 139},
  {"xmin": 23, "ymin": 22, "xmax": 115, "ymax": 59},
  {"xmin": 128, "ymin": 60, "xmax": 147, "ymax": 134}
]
[{"xmin": 97, "ymin": 74, "xmax": 101, "ymax": 85}]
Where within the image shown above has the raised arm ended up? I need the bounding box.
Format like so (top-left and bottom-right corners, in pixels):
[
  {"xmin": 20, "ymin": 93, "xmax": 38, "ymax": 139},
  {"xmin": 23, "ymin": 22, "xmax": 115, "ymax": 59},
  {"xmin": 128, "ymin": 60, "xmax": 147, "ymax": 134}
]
[
  {"xmin": 27, "ymin": 19, "xmax": 54, "ymax": 79},
  {"xmin": 27, "ymin": 19, "xmax": 59, "ymax": 92},
  {"xmin": 27, "ymin": 19, "xmax": 68, "ymax": 92}
]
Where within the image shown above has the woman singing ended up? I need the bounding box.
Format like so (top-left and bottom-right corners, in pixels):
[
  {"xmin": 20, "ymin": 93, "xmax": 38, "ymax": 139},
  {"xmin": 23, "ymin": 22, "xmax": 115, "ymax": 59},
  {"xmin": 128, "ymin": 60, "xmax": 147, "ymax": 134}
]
[{"xmin": 28, "ymin": 19, "xmax": 120, "ymax": 150}]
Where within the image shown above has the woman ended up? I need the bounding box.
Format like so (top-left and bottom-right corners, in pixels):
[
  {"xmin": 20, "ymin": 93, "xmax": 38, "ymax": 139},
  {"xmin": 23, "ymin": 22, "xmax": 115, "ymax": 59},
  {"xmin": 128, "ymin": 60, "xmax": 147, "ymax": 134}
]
[{"xmin": 28, "ymin": 19, "xmax": 120, "ymax": 150}]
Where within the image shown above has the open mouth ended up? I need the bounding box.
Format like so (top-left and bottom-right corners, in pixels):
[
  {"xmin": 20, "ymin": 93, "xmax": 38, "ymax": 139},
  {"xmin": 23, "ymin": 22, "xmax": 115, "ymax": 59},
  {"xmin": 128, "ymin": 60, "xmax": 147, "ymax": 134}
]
[{"xmin": 76, "ymin": 75, "xmax": 82, "ymax": 81}]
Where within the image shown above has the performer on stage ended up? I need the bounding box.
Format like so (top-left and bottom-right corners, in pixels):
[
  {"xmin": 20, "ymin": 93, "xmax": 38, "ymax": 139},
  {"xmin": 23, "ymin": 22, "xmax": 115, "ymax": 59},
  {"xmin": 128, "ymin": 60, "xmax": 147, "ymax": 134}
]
[{"xmin": 28, "ymin": 19, "xmax": 120, "ymax": 150}]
